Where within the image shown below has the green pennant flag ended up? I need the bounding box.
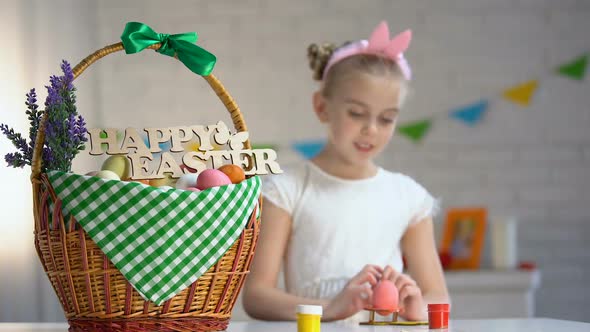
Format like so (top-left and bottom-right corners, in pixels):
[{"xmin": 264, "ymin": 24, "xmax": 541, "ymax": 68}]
[
  {"xmin": 252, "ymin": 143, "xmax": 278, "ymax": 150},
  {"xmin": 556, "ymin": 54, "xmax": 587, "ymax": 80},
  {"xmin": 99, "ymin": 131, "xmax": 124, "ymax": 151},
  {"xmin": 397, "ymin": 120, "xmax": 432, "ymax": 142}
]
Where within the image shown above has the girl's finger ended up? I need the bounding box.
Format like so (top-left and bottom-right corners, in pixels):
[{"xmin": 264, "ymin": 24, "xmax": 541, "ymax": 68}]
[
  {"xmin": 394, "ymin": 274, "xmax": 416, "ymax": 291},
  {"xmin": 355, "ymin": 286, "xmax": 373, "ymax": 310},
  {"xmin": 362, "ymin": 264, "xmax": 384, "ymax": 274},
  {"xmin": 358, "ymin": 285, "xmax": 373, "ymax": 301},
  {"xmin": 383, "ymin": 265, "xmax": 400, "ymax": 282},
  {"xmin": 399, "ymin": 284, "xmax": 420, "ymax": 304},
  {"xmin": 351, "ymin": 271, "xmax": 379, "ymax": 287},
  {"xmin": 382, "ymin": 265, "xmax": 393, "ymax": 281},
  {"xmin": 363, "ymin": 264, "xmax": 384, "ymax": 279},
  {"xmin": 352, "ymin": 266, "xmax": 382, "ymax": 284},
  {"xmin": 364, "ymin": 287, "xmax": 374, "ymax": 308}
]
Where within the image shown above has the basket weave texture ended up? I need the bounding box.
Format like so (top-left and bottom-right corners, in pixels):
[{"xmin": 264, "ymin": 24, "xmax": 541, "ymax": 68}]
[{"xmin": 30, "ymin": 42, "xmax": 261, "ymax": 332}]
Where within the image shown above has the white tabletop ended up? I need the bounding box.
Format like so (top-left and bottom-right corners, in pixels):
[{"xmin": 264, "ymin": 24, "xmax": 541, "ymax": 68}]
[{"xmin": 1, "ymin": 319, "xmax": 589, "ymax": 332}]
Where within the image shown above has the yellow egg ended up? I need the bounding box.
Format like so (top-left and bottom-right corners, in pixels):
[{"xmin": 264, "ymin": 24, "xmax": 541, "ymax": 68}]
[
  {"xmin": 95, "ymin": 170, "xmax": 120, "ymax": 180},
  {"xmin": 101, "ymin": 155, "xmax": 131, "ymax": 180}
]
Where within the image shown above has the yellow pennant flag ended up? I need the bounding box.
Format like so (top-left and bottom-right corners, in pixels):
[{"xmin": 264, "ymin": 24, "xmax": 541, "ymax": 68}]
[{"xmin": 502, "ymin": 80, "xmax": 538, "ymax": 107}]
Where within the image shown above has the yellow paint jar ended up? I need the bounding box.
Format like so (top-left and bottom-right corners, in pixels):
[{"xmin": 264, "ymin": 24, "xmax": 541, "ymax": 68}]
[{"xmin": 296, "ymin": 305, "xmax": 322, "ymax": 332}]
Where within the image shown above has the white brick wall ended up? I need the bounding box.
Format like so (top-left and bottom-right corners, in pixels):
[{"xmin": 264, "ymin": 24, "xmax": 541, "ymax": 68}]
[
  {"xmin": 90, "ymin": 0, "xmax": 588, "ymax": 322},
  {"xmin": 3, "ymin": 0, "xmax": 587, "ymax": 323}
]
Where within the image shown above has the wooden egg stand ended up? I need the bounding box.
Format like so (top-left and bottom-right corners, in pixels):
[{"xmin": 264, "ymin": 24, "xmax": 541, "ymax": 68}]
[
  {"xmin": 360, "ymin": 307, "xmax": 428, "ymax": 326},
  {"xmin": 362, "ymin": 280, "xmax": 428, "ymax": 326}
]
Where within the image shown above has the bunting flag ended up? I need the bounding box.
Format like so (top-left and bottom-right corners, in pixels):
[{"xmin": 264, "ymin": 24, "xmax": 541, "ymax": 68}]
[
  {"xmin": 183, "ymin": 141, "xmax": 201, "ymax": 152},
  {"xmin": 450, "ymin": 100, "xmax": 489, "ymax": 126},
  {"xmin": 252, "ymin": 143, "xmax": 278, "ymax": 150},
  {"xmin": 292, "ymin": 140, "xmax": 325, "ymax": 159},
  {"xmin": 179, "ymin": 140, "xmax": 227, "ymax": 153},
  {"xmin": 397, "ymin": 120, "xmax": 432, "ymax": 142},
  {"xmin": 502, "ymin": 80, "xmax": 538, "ymax": 107},
  {"xmin": 556, "ymin": 54, "xmax": 587, "ymax": 81},
  {"xmin": 99, "ymin": 131, "xmax": 124, "ymax": 151},
  {"xmin": 288, "ymin": 52, "xmax": 586, "ymax": 148},
  {"xmin": 136, "ymin": 133, "xmax": 171, "ymax": 152},
  {"xmin": 159, "ymin": 141, "xmax": 172, "ymax": 152}
]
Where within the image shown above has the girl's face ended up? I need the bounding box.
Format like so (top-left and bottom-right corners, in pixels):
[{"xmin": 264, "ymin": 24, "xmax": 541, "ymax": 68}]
[{"xmin": 314, "ymin": 72, "xmax": 403, "ymax": 167}]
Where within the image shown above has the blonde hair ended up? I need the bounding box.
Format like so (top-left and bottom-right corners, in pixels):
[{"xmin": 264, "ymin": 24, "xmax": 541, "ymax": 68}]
[{"xmin": 307, "ymin": 42, "xmax": 409, "ymax": 103}]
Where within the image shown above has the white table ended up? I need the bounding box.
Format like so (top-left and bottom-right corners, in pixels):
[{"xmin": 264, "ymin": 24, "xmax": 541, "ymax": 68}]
[{"xmin": 1, "ymin": 319, "xmax": 588, "ymax": 331}]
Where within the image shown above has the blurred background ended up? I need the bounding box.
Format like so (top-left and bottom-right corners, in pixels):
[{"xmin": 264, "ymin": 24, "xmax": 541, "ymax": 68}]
[{"xmin": 1, "ymin": 0, "xmax": 589, "ymax": 323}]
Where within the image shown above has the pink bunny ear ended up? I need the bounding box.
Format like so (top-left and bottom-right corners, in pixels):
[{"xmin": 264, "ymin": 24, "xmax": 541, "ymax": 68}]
[
  {"xmin": 367, "ymin": 21, "xmax": 390, "ymax": 52},
  {"xmin": 322, "ymin": 22, "xmax": 414, "ymax": 80},
  {"xmin": 384, "ymin": 29, "xmax": 412, "ymax": 58}
]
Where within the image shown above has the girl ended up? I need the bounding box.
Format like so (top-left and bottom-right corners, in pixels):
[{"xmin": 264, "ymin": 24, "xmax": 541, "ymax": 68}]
[{"xmin": 242, "ymin": 21, "xmax": 449, "ymax": 322}]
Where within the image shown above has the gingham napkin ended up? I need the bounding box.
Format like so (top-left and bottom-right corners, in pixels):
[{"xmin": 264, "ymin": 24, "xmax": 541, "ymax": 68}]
[{"xmin": 47, "ymin": 170, "xmax": 261, "ymax": 305}]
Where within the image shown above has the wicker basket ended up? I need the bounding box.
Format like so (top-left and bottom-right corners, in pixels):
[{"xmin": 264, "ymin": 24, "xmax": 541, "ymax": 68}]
[{"xmin": 30, "ymin": 42, "xmax": 261, "ymax": 332}]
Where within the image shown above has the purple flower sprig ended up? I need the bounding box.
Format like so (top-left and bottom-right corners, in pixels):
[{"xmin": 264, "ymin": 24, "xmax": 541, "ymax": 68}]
[
  {"xmin": 1, "ymin": 88, "xmax": 43, "ymax": 168},
  {"xmin": 1, "ymin": 124, "xmax": 29, "ymax": 167},
  {"xmin": 25, "ymin": 88, "xmax": 43, "ymax": 161},
  {"xmin": 1, "ymin": 60, "xmax": 87, "ymax": 172},
  {"xmin": 43, "ymin": 60, "xmax": 87, "ymax": 172}
]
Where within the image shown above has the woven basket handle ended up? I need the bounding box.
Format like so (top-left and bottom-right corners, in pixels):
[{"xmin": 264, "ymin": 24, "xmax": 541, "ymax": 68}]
[{"xmin": 31, "ymin": 42, "xmax": 251, "ymax": 180}]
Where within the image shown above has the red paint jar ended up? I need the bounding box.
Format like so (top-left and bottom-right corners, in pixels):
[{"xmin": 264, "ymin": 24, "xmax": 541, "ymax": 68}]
[{"xmin": 428, "ymin": 303, "xmax": 450, "ymax": 329}]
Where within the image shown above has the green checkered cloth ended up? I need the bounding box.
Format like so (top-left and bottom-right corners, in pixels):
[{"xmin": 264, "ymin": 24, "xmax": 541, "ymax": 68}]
[{"xmin": 47, "ymin": 170, "xmax": 261, "ymax": 305}]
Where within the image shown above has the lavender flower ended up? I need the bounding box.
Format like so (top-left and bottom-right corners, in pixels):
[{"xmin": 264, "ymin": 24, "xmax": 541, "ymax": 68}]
[
  {"xmin": 61, "ymin": 61, "xmax": 74, "ymax": 91},
  {"xmin": 0, "ymin": 124, "xmax": 31, "ymax": 167},
  {"xmin": 45, "ymin": 79, "xmax": 62, "ymax": 107},
  {"xmin": 43, "ymin": 60, "xmax": 86, "ymax": 171},
  {"xmin": 25, "ymin": 88, "xmax": 46, "ymax": 163},
  {"xmin": 68, "ymin": 114, "xmax": 88, "ymax": 148},
  {"xmin": 42, "ymin": 148, "xmax": 54, "ymax": 167},
  {"xmin": 5, "ymin": 152, "xmax": 26, "ymax": 168},
  {"xmin": 0, "ymin": 125, "xmax": 28, "ymax": 152},
  {"xmin": 1, "ymin": 60, "xmax": 87, "ymax": 172}
]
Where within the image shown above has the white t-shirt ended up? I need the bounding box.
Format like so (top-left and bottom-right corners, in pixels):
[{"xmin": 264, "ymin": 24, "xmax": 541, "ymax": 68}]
[{"xmin": 262, "ymin": 161, "xmax": 437, "ymax": 301}]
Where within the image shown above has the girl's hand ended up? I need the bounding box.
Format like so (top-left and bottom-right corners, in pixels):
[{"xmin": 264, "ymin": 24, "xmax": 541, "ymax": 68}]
[
  {"xmin": 382, "ymin": 265, "xmax": 426, "ymax": 321},
  {"xmin": 323, "ymin": 264, "xmax": 383, "ymax": 321}
]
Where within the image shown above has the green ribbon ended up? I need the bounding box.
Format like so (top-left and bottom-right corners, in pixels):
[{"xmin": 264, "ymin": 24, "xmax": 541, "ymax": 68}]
[{"xmin": 121, "ymin": 22, "xmax": 216, "ymax": 76}]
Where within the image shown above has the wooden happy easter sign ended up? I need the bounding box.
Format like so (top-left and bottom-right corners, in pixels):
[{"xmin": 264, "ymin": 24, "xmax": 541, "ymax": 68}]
[{"xmin": 87, "ymin": 121, "xmax": 282, "ymax": 180}]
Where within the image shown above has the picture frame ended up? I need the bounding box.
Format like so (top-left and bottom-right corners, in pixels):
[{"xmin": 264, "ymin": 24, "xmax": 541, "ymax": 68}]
[{"xmin": 441, "ymin": 207, "xmax": 487, "ymax": 270}]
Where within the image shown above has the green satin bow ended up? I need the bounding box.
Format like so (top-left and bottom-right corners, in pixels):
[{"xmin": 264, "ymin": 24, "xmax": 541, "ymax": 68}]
[{"xmin": 120, "ymin": 22, "xmax": 216, "ymax": 76}]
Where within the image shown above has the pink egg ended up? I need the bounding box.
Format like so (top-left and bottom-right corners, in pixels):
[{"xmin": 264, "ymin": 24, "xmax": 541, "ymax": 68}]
[
  {"xmin": 372, "ymin": 280, "xmax": 399, "ymax": 316},
  {"xmin": 196, "ymin": 169, "xmax": 232, "ymax": 190},
  {"xmin": 186, "ymin": 187, "xmax": 201, "ymax": 192}
]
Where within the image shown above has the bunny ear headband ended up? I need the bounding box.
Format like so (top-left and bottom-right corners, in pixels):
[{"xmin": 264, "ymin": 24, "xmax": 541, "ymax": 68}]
[{"xmin": 322, "ymin": 21, "xmax": 412, "ymax": 80}]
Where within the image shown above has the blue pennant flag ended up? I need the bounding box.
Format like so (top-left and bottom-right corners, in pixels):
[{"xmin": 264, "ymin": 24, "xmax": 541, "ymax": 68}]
[
  {"xmin": 450, "ymin": 100, "xmax": 489, "ymax": 126},
  {"xmin": 143, "ymin": 135, "xmax": 171, "ymax": 152},
  {"xmin": 159, "ymin": 141, "xmax": 172, "ymax": 152},
  {"xmin": 292, "ymin": 140, "xmax": 325, "ymax": 159}
]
